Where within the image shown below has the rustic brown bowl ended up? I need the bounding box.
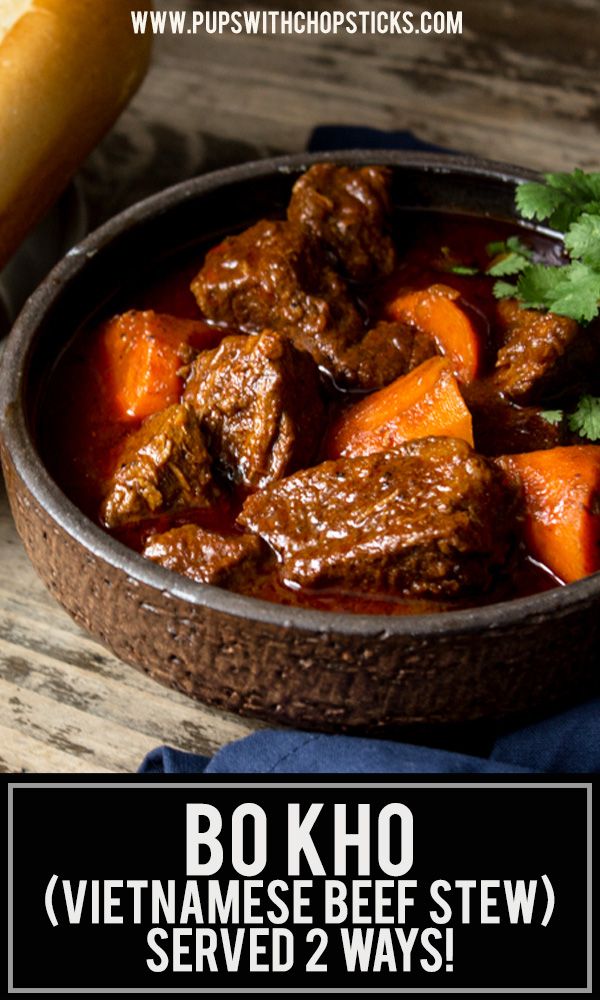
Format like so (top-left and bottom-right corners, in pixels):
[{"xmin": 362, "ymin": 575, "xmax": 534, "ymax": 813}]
[{"xmin": 1, "ymin": 151, "xmax": 598, "ymax": 732}]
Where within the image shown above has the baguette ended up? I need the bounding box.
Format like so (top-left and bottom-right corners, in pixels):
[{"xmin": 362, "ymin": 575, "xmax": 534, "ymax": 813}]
[{"xmin": 0, "ymin": 0, "xmax": 153, "ymax": 269}]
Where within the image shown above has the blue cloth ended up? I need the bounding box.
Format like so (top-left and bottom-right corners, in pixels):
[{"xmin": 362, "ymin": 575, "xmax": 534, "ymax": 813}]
[
  {"xmin": 308, "ymin": 124, "xmax": 452, "ymax": 154},
  {"xmin": 138, "ymin": 126, "xmax": 600, "ymax": 776},
  {"xmin": 139, "ymin": 698, "xmax": 600, "ymax": 774}
]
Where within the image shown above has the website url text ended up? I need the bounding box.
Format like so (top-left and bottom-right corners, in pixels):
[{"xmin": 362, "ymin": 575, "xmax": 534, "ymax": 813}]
[{"xmin": 131, "ymin": 8, "xmax": 464, "ymax": 37}]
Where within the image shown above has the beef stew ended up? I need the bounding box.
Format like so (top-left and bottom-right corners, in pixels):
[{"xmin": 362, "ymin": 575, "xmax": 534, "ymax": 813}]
[{"xmin": 42, "ymin": 164, "xmax": 600, "ymax": 616}]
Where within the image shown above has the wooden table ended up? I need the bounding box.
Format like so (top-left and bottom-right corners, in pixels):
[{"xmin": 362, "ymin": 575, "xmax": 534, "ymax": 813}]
[{"xmin": 1, "ymin": 0, "xmax": 598, "ymax": 772}]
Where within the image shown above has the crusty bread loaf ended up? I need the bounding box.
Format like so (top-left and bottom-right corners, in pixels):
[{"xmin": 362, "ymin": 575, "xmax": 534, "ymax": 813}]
[{"xmin": 0, "ymin": 0, "xmax": 153, "ymax": 268}]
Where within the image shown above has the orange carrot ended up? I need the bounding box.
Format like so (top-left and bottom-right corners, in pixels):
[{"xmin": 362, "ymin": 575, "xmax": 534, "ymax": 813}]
[
  {"xmin": 326, "ymin": 356, "xmax": 474, "ymax": 459},
  {"xmin": 383, "ymin": 283, "xmax": 483, "ymax": 383},
  {"xmin": 99, "ymin": 310, "xmax": 223, "ymax": 420},
  {"xmin": 497, "ymin": 446, "xmax": 600, "ymax": 583}
]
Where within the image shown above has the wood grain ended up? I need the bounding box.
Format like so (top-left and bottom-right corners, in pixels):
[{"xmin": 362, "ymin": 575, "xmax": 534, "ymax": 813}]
[
  {"xmin": 1, "ymin": 0, "xmax": 598, "ymax": 771},
  {"xmin": 0, "ymin": 474, "xmax": 260, "ymax": 772}
]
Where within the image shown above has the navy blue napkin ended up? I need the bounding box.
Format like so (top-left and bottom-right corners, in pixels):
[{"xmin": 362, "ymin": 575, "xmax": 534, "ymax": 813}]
[
  {"xmin": 308, "ymin": 124, "xmax": 451, "ymax": 154},
  {"xmin": 140, "ymin": 698, "xmax": 600, "ymax": 774},
  {"xmin": 138, "ymin": 126, "xmax": 600, "ymax": 775}
]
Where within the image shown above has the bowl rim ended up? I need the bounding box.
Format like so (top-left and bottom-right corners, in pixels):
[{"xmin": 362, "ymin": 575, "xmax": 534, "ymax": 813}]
[{"xmin": 2, "ymin": 148, "xmax": 599, "ymax": 638}]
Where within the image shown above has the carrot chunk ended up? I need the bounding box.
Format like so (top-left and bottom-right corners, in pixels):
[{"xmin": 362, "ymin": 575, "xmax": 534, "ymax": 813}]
[
  {"xmin": 326, "ymin": 356, "xmax": 474, "ymax": 459},
  {"xmin": 99, "ymin": 310, "xmax": 224, "ymax": 420},
  {"xmin": 497, "ymin": 447, "xmax": 600, "ymax": 583},
  {"xmin": 383, "ymin": 283, "xmax": 483, "ymax": 383}
]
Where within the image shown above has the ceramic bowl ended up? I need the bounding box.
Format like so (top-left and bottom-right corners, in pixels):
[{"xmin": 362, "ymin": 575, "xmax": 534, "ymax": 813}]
[{"xmin": 1, "ymin": 151, "xmax": 598, "ymax": 732}]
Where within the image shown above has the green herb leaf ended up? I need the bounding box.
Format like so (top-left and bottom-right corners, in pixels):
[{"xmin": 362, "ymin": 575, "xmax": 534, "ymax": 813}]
[
  {"xmin": 564, "ymin": 213, "xmax": 600, "ymax": 269},
  {"xmin": 516, "ymin": 170, "xmax": 600, "ymax": 230},
  {"xmin": 547, "ymin": 262, "xmax": 600, "ymax": 322},
  {"xmin": 540, "ymin": 395, "xmax": 600, "ymax": 442},
  {"xmin": 506, "ymin": 236, "xmax": 534, "ymax": 256},
  {"xmin": 567, "ymin": 395, "xmax": 600, "ymax": 441},
  {"xmin": 486, "ymin": 240, "xmax": 507, "ymax": 257},
  {"xmin": 486, "ymin": 236, "xmax": 533, "ymax": 259},
  {"xmin": 515, "ymin": 181, "xmax": 565, "ymax": 224},
  {"xmin": 539, "ymin": 409, "xmax": 564, "ymax": 426},
  {"xmin": 515, "ymin": 263, "xmax": 563, "ymax": 309},
  {"xmin": 496, "ymin": 170, "xmax": 600, "ymax": 323},
  {"xmin": 546, "ymin": 169, "xmax": 600, "ymax": 203},
  {"xmin": 514, "ymin": 261, "xmax": 600, "ymax": 322},
  {"xmin": 486, "ymin": 236, "xmax": 534, "ymax": 276},
  {"xmin": 487, "ymin": 253, "xmax": 531, "ymax": 277},
  {"xmin": 438, "ymin": 246, "xmax": 479, "ymax": 275},
  {"xmin": 492, "ymin": 279, "xmax": 518, "ymax": 300},
  {"xmin": 448, "ymin": 264, "xmax": 479, "ymax": 275}
]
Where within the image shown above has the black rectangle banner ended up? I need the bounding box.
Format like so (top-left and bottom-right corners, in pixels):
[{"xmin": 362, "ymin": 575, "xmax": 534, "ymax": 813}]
[{"xmin": 6, "ymin": 778, "xmax": 592, "ymax": 991}]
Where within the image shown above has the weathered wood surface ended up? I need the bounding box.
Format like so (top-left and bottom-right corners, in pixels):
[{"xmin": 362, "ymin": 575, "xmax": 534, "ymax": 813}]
[{"xmin": 1, "ymin": 0, "xmax": 599, "ymax": 772}]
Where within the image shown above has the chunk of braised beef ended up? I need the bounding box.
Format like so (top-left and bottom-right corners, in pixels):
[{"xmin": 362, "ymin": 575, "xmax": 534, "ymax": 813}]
[
  {"xmin": 192, "ymin": 219, "xmax": 362, "ymax": 341},
  {"xmin": 183, "ymin": 329, "xmax": 325, "ymax": 488},
  {"xmin": 191, "ymin": 219, "xmax": 365, "ymax": 372},
  {"xmin": 335, "ymin": 320, "xmax": 436, "ymax": 390},
  {"xmin": 191, "ymin": 217, "xmax": 436, "ymax": 390},
  {"xmin": 464, "ymin": 380, "xmax": 566, "ymax": 455},
  {"xmin": 492, "ymin": 298, "xmax": 587, "ymax": 402},
  {"xmin": 101, "ymin": 403, "xmax": 217, "ymax": 528},
  {"xmin": 287, "ymin": 163, "xmax": 397, "ymax": 281},
  {"xmin": 239, "ymin": 437, "xmax": 520, "ymax": 598},
  {"xmin": 143, "ymin": 524, "xmax": 267, "ymax": 590}
]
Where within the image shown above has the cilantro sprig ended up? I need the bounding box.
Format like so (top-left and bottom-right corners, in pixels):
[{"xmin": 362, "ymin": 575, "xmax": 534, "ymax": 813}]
[
  {"xmin": 492, "ymin": 170, "xmax": 600, "ymax": 324},
  {"xmin": 486, "ymin": 236, "xmax": 534, "ymax": 277},
  {"xmin": 569, "ymin": 395, "xmax": 600, "ymax": 440},
  {"xmin": 539, "ymin": 409, "xmax": 564, "ymax": 426},
  {"xmin": 516, "ymin": 170, "xmax": 600, "ymax": 231},
  {"xmin": 492, "ymin": 169, "xmax": 600, "ymax": 442},
  {"xmin": 541, "ymin": 395, "xmax": 600, "ymax": 442}
]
